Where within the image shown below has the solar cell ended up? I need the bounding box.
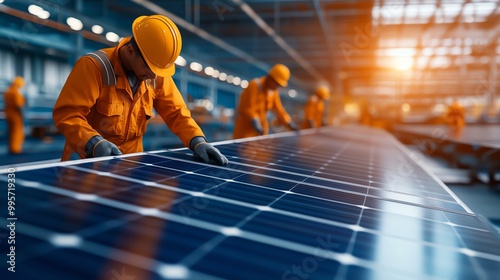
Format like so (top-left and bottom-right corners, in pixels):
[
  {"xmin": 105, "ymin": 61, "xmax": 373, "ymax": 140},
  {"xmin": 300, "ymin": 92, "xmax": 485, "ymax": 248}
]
[{"xmin": 1, "ymin": 126, "xmax": 499, "ymax": 279}]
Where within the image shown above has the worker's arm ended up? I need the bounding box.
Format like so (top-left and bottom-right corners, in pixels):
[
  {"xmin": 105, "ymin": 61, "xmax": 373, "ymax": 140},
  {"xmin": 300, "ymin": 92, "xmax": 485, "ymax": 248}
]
[
  {"xmin": 14, "ymin": 91, "xmax": 25, "ymax": 109},
  {"xmin": 271, "ymin": 90, "xmax": 297, "ymax": 130},
  {"xmin": 52, "ymin": 57, "xmax": 102, "ymax": 157},
  {"xmin": 237, "ymin": 79, "xmax": 264, "ymax": 133},
  {"xmin": 238, "ymin": 79, "xmax": 260, "ymax": 119},
  {"xmin": 153, "ymin": 76, "xmax": 205, "ymax": 147},
  {"xmin": 304, "ymin": 97, "xmax": 316, "ymax": 128},
  {"xmin": 153, "ymin": 77, "xmax": 228, "ymax": 165}
]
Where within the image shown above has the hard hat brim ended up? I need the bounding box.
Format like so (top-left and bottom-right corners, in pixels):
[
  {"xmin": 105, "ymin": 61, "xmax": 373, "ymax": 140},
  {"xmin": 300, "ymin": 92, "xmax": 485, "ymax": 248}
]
[
  {"xmin": 151, "ymin": 63, "xmax": 176, "ymax": 77},
  {"xmin": 269, "ymin": 76, "xmax": 287, "ymax": 87},
  {"xmin": 277, "ymin": 80, "xmax": 288, "ymax": 87},
  {"xmin": 268, "ymin": 64, "xmax": 290, "ymax": 87}
]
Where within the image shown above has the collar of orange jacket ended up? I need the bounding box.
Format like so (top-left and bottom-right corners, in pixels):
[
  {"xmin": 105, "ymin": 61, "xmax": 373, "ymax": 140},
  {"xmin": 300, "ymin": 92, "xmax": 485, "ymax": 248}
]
[{"xmin": 103, "ymin": 36, "xmax": 132, "ymax": 78}]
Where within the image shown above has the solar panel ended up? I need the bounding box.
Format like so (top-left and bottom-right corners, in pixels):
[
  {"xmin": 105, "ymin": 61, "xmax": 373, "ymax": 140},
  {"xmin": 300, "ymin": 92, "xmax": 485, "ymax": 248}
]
[
  {"xmin": 1, "ymin": 125, "xmax": 500, "ymax": 279},
  {"xmin": 394, "ymin": 124, "xmax": 500, "ymax": 149}
]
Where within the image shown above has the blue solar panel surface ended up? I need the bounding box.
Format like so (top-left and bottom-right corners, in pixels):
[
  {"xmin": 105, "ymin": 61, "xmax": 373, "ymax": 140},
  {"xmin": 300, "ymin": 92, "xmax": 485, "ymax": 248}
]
[{"xmin": 1, "ymin": 126, "xmax": 500, "ymax": 279}]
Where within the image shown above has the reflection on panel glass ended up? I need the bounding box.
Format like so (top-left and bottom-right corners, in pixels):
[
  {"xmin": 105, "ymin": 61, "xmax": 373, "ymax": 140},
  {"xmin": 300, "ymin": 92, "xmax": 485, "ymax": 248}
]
[{"xmin": 1, "ymin": 126, "xmax": 499, "ymax": 279}]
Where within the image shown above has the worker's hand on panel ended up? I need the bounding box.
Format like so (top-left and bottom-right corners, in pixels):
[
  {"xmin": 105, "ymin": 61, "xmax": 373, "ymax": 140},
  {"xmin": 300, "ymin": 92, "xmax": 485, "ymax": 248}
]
[
  {"xmin": 194, "ymin": 143, "xmax": 229, "ymax": 166},
  {"xmin": 251, "ymin": 117, "xmax": 264, "ymax": 135},
  {"xmin": 190, "ymin": 136, "xmax": 228, "ymax": 166},
  {"xmin": 86, "ymin": 135, "xmax": 122, "ymax": 158},
  {"xmin": 287, "ymin": 121, "xmax": 299, "ymax": 131}
]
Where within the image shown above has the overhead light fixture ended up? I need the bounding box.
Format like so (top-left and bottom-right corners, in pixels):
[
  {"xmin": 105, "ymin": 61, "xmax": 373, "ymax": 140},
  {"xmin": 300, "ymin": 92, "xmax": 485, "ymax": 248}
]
[
  {"xmin": 28, "ymin": 5, "xmax": 43, "ymax": 15},
  {"xmin": 175, "ymin": 55, "xmax": 186, "ymax": 66},
  {"xmin": 394, "ymin": 57, "xmax": 414, "ymax": 71},
  {"xmin": 105, "ymin": 32, "xmax": 119, "ymax": 42},
  {"xmin": 66, "ymin": 17, "xmax": 83, "ymax": 31},
  {"xmin": 232, "ymin": 77, "xmax": 241, "ymax": 86},
  {"xmin": 288, "ymin": 89, "xmax": 297, "ymax": 98},
  {"xmin": 204, "ymin": 66, "xmax": 214, "ymax": 76},
  {"xmin": 91, "ymin": 25, "xmax": 103, "ymax": 34},
  {"xmin": 38, "ymin": 11, "xmax": 50, "ymax": 19},
  {"xmin": 28, "ymin": 4, "xmax": 50, "ymax": 19},
  {"xmin": 219, "ymin": 73, "xmax": 227, "ymax": 81},
  {"xmin": 189, "ymin": 62, "xmax": 202, "ymax": 72},
  {"xmin": 240, "ymin": 80, "xmax": 249, "ymax": 88}
]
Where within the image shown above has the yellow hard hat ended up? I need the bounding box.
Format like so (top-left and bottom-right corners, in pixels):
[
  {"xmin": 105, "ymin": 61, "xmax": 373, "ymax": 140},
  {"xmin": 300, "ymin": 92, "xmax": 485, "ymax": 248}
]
[
  {"xmin": 12, "ymin": 76, "xmax": 24, "ymax": 88},
  {"xmin": 268, "ymin": 64, "xmax": 290, "ymax": 87},
  {"xmin": 132, "ymin": 15, "xmax": 182, "ymax": 77},
  {"xmin": 315, "ymin": 86, "xmax": 330, "ymax": 100}
]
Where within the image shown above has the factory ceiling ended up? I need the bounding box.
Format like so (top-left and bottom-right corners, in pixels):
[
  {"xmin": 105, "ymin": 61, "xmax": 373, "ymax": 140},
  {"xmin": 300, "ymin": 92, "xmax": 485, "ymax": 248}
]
[{"xmin": 0, "ymin": 0, "xmax": 498, "ymax": 101}]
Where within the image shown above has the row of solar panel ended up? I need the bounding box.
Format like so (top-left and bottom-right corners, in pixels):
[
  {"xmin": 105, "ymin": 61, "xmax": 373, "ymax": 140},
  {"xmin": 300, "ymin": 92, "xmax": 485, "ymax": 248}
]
[{"xmin": 1, "ymin": 126, "xmax": 499, "ymax": 279}]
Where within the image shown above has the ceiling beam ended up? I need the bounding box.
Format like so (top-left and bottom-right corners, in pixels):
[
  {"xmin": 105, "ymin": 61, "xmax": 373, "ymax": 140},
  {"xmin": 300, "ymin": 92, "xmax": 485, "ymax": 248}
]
[
  {"xmin": 230, "ymin": 0, "xmax": 327, "ymax": 83},
  {"xmin": 130, "ymin": 0, "xmax": 269, "ymax": 72}
]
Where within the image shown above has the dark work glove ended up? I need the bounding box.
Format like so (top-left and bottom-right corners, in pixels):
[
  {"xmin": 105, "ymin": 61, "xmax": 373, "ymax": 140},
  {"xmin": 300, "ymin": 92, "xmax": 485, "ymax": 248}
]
[
  {"xmin": 287, "ymin": 121, "xmax": 299, "ymax": 131},
  {"xmin": 190, "ymin": 136, "xmax": 229, "ymax": 165},
  {"xmin": 85, "ymin": 135, "xmax": 122, "ymax": 158},
  {"xmin": 251, "ymin": 117, "xmax": 264, "ymax": 135}
]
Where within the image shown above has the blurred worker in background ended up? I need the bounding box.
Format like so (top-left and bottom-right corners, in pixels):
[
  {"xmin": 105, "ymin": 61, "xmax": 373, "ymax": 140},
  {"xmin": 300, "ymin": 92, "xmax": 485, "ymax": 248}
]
[
  {"xmin": 359, "ymin": 97, "xmax": 372, "ymax": 126},
  {"xmin": 233, "ymin": 64, "xmax": 298, "ymax": 139},
  {"xmin": 300, "ymin": 85, "xmax": 330, "ymax": 129},
  {"xmin": 445, "ymin": 100, "xmax": 465, "ymax": 131},
  {"xmin": 53, "ymin": 15, "xmax": 228, "ymax": 165},
  {"xmin": 4, "ymin": 76, "xmax": 26, "ymax": 154}
]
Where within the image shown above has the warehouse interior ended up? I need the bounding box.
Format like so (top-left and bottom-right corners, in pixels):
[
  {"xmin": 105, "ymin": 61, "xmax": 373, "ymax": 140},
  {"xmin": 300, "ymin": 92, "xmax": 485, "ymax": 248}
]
[{"xmin": 0, "ymin": 0, "xmax": 499, "ymax": 279}]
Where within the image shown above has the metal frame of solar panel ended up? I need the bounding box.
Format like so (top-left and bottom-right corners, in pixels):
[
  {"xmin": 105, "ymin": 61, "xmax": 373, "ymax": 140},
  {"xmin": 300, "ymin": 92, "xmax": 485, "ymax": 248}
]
[{"xmin": 1, "ymin": 126, "xmax": 499, "ymax": 279}]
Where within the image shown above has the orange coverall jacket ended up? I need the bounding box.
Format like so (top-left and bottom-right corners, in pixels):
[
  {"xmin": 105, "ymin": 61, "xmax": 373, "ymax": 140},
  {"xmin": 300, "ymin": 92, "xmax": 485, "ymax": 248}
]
[
  {"xmin": 4, "ymin": 85, "xmax": 25, "ymax": 153},
  {"xmin": 53, "ymin": 37, "xmax": 204, "ymax": 161},
  {"xmin": 300, "ymin": 95, "xmax": 324, "ymax": 129},
  {"xmin": 445, "ymin": 102, "xmax": 465, "ymax": 129},
  {"xmin": 233, "ymin": 77, "xmax": 292, "ymax": 139}
]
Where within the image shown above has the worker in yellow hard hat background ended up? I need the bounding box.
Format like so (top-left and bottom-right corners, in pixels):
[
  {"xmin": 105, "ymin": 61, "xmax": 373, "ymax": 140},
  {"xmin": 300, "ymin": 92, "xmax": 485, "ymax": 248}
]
[
  {"xmin": 4, "ymin": 76, "xmax": 26, "ymax": 154},
  {"xmin": 53, "ymin": 15, "xmax": 228, "ymax": 165},
  {"xmin": 300, "ymin": 85, "xmax": 330, "ymax": 129},
  {"xmin": 233, "ymin": 64, "xmax": 299, "ymax": 139}
]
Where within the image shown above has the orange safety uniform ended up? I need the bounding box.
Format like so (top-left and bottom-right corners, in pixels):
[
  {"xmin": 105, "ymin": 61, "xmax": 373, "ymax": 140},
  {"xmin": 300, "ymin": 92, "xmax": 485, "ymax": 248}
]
[
  {"xmin": 4, "ymin": 77, "xmax": 25, "ymax": 154},
  {"xmin": 233, "ymin": 77, "xmax": 292, "ymax": 139},
  {"xmin": 53, "ymin": 37, "xmax": 204, "ymax": 161},
  {"xmin": 445, "ymin": 101, "xmax": 465, "ymax": 129},
  {"xmin": 300, "ymin": 95, "xmax": 324, "ymax": 129}
]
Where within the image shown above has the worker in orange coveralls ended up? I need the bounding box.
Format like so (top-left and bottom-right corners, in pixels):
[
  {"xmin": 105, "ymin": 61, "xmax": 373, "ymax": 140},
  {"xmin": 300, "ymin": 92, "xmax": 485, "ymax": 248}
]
[
  {"xmin": 233, "ymin": 64, "xmax": 298, "ymax": 139},
  {"xmin": 53, "ymin": 15, "xmax": 227, "ymax": 165},
  {"xmin": 445, "ymin": 100, "xmax": 465, "ymax": 130},
  {"xmin": 300, "ymin": 86, "xmax": 330, "ymax": 129},
  {"xmin": 4, "ymin": 76, "xmax": 26, "ymax": 154}
]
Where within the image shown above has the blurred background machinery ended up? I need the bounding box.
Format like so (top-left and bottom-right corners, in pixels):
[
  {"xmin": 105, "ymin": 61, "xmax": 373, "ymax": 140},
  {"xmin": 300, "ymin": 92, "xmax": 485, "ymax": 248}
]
[
  {"xmin": 0, "ymin": 0, "xmax": 499, "ymax": 183},
  {"xmin": 1, "ymin": 0, "xmax": 499, "ymax": 138}
]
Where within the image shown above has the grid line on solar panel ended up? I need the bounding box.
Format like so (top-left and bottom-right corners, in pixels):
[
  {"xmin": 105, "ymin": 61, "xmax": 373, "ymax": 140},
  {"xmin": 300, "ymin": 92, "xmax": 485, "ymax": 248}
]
[
  {"xmin": 214, "ymin": 141, "xmax": 455, "ymax": 194},
  {"xmin": 3, "ymin": 126, "xmax": 500, "ymax": 279},
  {"xmin": 4, "ymin": 171, "xmax": 499, "ymax": 266},
  {"xmin": 1, "ymin": 175, "xmax": 370, "ymax": 232},
  {"xmin": 7, "ymin": 158, "xmax": 469, "ymax": 235},
  {"xmin": 134, "ymin": 151, "xmax": 468, "ymax": 212},
  {"xmin": 12, "ymin": 223, "xmax": 219, "ymax": 279},
  {"xmin": 0, "ymin": 184, "xmax": 466, "ymax": 249},
  {"xmin": 177, "ymin": 163, "xmax": 462, "ymax": 211}
]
